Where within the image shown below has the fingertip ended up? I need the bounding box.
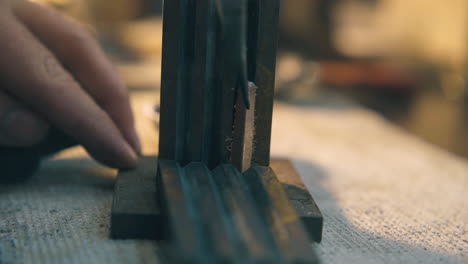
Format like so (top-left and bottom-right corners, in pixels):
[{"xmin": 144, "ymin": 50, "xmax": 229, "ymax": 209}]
[
  {"xmin": 89, "ymin": 139, "xmax": 139, "ymax": 170},
  {"xmin": 117, "ymin": 150, "xmax": 139, "ymax": 170},
  {"xmin": 120, "ymin": 142, "xmax": 139, "ymax": 169},
  {"xmin": 110, "ymin": 142, "xmax": 139, "ymax": 169}
]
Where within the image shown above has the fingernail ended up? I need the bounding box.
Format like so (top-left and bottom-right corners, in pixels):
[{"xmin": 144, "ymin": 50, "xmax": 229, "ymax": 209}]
[
  {"xmin": 119, "ymin": 142, "xmax": 139, "ymax": 169},
  {"xmin": 89, "ymin": 134, "xmax": 139, "ymax": 170}
]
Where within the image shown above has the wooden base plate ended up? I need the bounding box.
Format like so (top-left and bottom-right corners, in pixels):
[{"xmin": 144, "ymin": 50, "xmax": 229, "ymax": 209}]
[{"xmin": 110, "ymin": 156, "xmax": 323, "ymax": 242}]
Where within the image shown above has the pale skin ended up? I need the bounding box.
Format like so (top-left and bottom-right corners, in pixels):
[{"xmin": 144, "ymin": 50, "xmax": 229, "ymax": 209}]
[{"xmin": 0, "ymin": 0, "xmax": 140, "ymax": 169}]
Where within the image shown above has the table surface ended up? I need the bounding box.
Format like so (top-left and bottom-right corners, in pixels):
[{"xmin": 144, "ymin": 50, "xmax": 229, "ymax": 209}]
[{"xmin": 0, "ymin": 90, "xmax": 467, "ymax": 264}]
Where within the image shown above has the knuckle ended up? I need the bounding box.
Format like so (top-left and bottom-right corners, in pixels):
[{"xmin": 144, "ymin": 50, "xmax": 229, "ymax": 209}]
[
  {"xmin": 61, "ymin": 27, "xmax": 95, "ymax": 57},
  {"xmin": 114, "ymin": 88, "xmax": 130, "ymax": 103},
  {"xmin": 97, "ymin": 87, "xmax": 129, "ymax": 108},
  {"xmin": 39, "ymin": 52, "xmax": 77, "ymax": 85},
  {"xmin": 33, "ymin": 72, "xmax": 81, "ymax": 97},
  {"xmin": 66, "ymin": 26, "xmax": 93, "ymax": 44}
]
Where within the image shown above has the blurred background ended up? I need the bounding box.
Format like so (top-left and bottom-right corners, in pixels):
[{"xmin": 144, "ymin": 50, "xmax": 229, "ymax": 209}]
[{"xmin": 33, "ymin": 0, "xmax": 468, "ymax": 158}]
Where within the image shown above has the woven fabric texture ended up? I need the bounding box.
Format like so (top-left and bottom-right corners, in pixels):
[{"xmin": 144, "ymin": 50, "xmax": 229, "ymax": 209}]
[{"xmin": 0, "ymin": 93, "xmax": 466, "ymax": 264}]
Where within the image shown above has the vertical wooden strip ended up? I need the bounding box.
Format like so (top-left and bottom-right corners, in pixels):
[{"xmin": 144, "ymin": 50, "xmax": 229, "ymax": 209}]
[
  {"xmin": 210, "ymin": 27, "xmax": 237, "ymax": 168},
  {"xmin": 158, "ymin": 0, "xmax": 184, "ymax": 160},
  {"xmin": 247, "ymin": 0, "xmax": 259, "ymax": 81},
  {"xmin": 187, "ymin": 0, "xmax": 217, "ymax": 163},
  {"xmin": 202, "ymin": 0, "xmax": 218, "ymax": 164},
  {"xmin": 252, "ymin": 0, "xmax": 281, "ymax": 166},
  {"xmin": 186, "ymin": 0, "xmax": 206, "ymax": 162},
  {"xmin": 231, "ymin": 83, "xmax": 257, "ymax": 173},
  {"xmin": 175, "ymin": 0, "xmax": 196, "ymax": 163}
]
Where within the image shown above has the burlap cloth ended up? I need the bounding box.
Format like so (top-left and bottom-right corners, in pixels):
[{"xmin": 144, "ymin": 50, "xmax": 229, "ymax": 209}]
[{"xmin": 1, "ymin": 91, "xmax": 466, "ymax": 263}]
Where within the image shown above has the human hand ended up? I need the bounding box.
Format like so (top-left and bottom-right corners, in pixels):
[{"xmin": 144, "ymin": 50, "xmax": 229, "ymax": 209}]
[{"xmin": 0, "ymin": 0, "xmax": 140, "ymax": 170}]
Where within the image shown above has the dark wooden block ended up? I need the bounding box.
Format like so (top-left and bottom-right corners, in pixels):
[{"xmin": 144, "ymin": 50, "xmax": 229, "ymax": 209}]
[
  {"xmin": 243, "ymin": 166, "xmax": 319, "ymax": 263},
  {"xmin": 110, "ymin": 156, "xmax": 162, "ymax": 239},
  {"xmin": 250, "ymin": 0, "xmax": 281, "ymax": 166},
  {"xmin": 271, "ymin": 159, "xmax": 323, "ymax": 243}
]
